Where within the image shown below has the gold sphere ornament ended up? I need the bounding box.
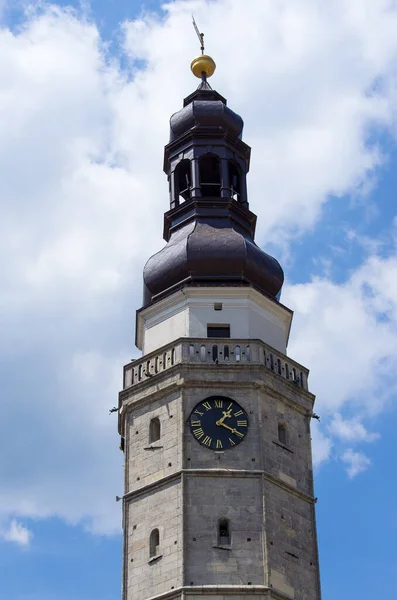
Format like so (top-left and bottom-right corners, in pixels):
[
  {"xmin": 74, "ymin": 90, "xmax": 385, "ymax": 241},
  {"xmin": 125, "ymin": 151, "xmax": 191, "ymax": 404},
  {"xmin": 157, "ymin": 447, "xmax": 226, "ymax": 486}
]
[{"xmin": 191, "ymin": 54, "xmax": 216, "ymax": 79}]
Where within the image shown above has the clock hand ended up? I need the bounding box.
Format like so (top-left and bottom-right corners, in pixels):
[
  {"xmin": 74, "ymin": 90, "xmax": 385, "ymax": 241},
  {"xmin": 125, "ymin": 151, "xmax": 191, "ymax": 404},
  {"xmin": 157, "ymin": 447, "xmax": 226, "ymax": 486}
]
[
  {"xmin": 217, "ymin": 422, "xmax": 238, "ymax": 435},
  {"xmin": 215, "ymin": 409, "xmax": 232, "ymax": 426}
]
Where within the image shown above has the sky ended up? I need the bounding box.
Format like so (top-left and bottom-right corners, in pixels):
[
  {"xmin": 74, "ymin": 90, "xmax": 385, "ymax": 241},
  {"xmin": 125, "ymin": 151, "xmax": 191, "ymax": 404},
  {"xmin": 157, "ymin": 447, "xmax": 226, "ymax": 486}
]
[{"xmin": 0, "ymin": 0, "xmax": 397, "ymax": 598}]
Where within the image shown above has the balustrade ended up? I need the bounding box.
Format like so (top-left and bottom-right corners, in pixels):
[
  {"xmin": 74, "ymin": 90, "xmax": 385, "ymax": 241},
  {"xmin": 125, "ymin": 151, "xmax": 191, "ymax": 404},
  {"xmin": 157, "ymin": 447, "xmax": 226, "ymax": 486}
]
[{"xmin": 123, "ymin": 339, "xmax": 308, "ymax": 391}]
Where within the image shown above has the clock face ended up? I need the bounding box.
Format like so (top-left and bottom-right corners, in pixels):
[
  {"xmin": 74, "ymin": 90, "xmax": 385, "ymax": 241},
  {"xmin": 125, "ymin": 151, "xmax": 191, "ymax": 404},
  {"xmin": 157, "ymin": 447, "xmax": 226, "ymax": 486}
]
[{"xmin": 189, "ymin": 396, "xmax": 249, "ymax": 450}]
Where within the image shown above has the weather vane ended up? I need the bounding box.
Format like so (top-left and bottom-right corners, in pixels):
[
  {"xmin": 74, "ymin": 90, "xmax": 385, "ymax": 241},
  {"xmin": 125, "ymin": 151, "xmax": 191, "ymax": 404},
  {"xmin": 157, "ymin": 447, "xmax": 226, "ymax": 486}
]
[
  {"xmin": 192, "ymin": 15, "xmax": 205, "ymax": 54},
  {"xmin": 190, "ymin": 16, "xmax": 216, "ymax": 80}
]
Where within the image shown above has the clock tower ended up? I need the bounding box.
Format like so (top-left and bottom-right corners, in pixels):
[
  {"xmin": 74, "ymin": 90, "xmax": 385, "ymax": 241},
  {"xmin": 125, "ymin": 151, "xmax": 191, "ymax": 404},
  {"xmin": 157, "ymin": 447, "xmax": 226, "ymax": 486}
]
[{"xmin": 118, "ymin": 50, "xmax": 321, "ymax": 600}]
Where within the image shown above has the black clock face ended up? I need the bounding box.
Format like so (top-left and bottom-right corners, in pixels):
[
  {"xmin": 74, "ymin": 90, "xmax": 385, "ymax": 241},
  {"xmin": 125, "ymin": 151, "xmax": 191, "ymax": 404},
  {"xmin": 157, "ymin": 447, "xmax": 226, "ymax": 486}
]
[{"xmin": 189, "ymin": 396, "xmax": 249, "ymax": 450}]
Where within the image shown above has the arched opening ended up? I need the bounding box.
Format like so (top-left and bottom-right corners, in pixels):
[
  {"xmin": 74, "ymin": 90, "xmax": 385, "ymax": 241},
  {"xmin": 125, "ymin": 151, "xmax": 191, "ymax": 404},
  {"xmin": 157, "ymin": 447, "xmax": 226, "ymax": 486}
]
[
  {"xmin": 199, "ymin": 154, "xmax": 221, "ymax": 197},
  {"xmin": 228, "ymin": 161, "xmax": 241, "ymax": 201},
  {"xmin": 278, "ymin": 422, "xmax": 287, "ymax": 446},
  {"xmin": 218, "ymin": 518, "xmax": 231, "ymax": 545},
  {"xmin": 174, "ymin": 159, "xmax": 191, "ymax": 204},
  {"xmin": 149, "ymin": 417, "xmax": 161, "ymax": 444},
  {"xmin": 235, "ymin": 345, "xmax": 241, "ymax": 362},
  {"xmin": 149, "ymin": 528, "xmax": 160, "ymax": 557}
]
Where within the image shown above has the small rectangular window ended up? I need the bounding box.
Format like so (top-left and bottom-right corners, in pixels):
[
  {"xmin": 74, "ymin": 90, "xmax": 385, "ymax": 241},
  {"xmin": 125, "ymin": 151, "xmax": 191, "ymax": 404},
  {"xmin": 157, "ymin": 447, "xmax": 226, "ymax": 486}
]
[{"xmin": 207, "ymin": 324, "xmax": 230, "ymax": 338}]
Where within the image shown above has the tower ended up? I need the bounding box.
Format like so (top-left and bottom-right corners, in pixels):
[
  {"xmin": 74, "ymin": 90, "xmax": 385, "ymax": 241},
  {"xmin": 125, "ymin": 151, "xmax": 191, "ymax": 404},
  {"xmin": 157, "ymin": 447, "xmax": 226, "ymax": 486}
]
[{"xmin": 118, "ymin": 47, "xmax": 321, "ymax": 600}]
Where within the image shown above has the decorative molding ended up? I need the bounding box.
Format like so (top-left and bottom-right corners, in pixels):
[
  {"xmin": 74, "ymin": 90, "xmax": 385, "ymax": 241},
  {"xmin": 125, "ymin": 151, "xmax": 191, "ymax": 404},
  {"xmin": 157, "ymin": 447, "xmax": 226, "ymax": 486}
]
[
  {"xmin": 122, "ymin": 469, "xmax": 314, "ymax": 505},
  {"xmin": 141, "ymin": 585, "xmax": 294, "ymax": 600}
]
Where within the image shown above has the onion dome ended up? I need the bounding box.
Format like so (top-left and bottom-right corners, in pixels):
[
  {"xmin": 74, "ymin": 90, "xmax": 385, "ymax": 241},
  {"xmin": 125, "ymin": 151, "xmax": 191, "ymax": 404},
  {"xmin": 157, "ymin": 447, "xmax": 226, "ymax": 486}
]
[
  {"xmin": 143, "ymin": 200, "xmax": 284, "ymax": 305},
  {"xmin": 169, "ymin": 82, "xmax": 244, "ymax": 142}
]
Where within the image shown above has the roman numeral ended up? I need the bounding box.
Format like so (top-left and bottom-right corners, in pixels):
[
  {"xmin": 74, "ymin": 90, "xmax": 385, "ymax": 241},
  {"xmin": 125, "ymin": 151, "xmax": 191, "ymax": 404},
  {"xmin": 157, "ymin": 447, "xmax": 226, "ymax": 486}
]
[
  {"xmin": 216, "ymin": 439, "xmax": 223, "ymax": 449},
  {"xmin": 237, "ymin": 420, "xmax": 247, "ymax": 427},
  {"xmin": 234, "ymin": 410, "xmax": 244, "ymax": 417},
  {"xmin": 202, "ymin": 436, "xmax": 212, "ymax": 447},
  {"xmin": 194, "ymin": 409, "xmax": 204, "ymax": 416},
  {"xmin": 191, "ymin": 420, "xmax": 201, "ymax": 427},
  {"xmin": 202, "ymin": 401, "xmax": 212, "ymax": 411},
  {"xmin": 229, "ymin": 437, "xmax": 236, "ymax": 446},
  {"xmin": 193, "ymin": 428, "xmax": 204, "ymax": 440},
  {"xmin": 234, "ymin": 430, "xmax": 244, "ymax": 438},
  {"xmin": 214, "ymin": 399, "xmax": 223, "ymax": 408}
]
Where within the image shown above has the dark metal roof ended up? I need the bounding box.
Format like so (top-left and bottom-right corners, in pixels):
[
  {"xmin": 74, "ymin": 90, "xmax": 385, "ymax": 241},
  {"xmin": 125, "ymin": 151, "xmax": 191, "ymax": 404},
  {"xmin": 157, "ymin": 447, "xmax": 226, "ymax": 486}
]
[
  {"xmin": 141, "ymin": 81, "xmax": 284, "ymax": 308},
  {"xmin": 143, "ymin": 199, "xmax": 284, "ymax": 306},
  {"xmin": 169, "ymin": 82, "xmax": 243, "ymax": 142}
]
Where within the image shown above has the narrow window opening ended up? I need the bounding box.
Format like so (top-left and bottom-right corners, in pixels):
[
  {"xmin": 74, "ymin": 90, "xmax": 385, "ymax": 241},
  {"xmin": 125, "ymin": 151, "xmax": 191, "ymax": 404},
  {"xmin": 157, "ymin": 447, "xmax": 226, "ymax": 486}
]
[
  {"xmin": 218, "ymin": 518, "xmax": 231, "ymax": 545},
  {"xmin": 199, "ymin": 154, "xmax": 221, "ymax": 197},
  {"xmin": 278, "ymin": 422, "xmax": 287, "ymax": 446},
  {"xmin": 235, "ymin": 345, "xmax": 241, "ymax": 362},
  {"xmin": 245, "ymin": 345, "xmax": 251, "ymax": 361},
  {"xmin": 207, "ymin": 324, "xmax": 230, "ymax": 338},
  {"xmin": 224, "ymin": 345, "xmax": 230, "ymax": 361},
  {"xmin": 138, "ymin": 364, "xmax": 143, "ymax": 380},
  {"xmin": 171, "ymin": 348, "xmax": 175, "ymax": 366},
  {"xmin": 162, "ymin": 352, "xmax": 167, "ymax": 370},
  {"xmin": 277, "ymin": 358, "xmax": 282, "ymax": 374},
  {"xmin": 285, "ymin": 363, "xmax": 290, "ymax": 379},
  {"xmin": 189, "ymin": 344, "xmax": 195, "ymax": 359},
  {"xmin": 228, "ymin": 161, "xmax": 241, "ymax": 201},
  {"xmin": 149, "ymin": 417, "xmax": 161, "ymax": 444},
  {"xmin": 155, "ymin": 356, "xmax": 159, "ymax": 373},
  {"xmin": 149, "ymin": 528, "xmax": 160, "ymax": 557},
  {"xmin": 175, "ymin": 159, "xmax": 191, "ymax": 204}
]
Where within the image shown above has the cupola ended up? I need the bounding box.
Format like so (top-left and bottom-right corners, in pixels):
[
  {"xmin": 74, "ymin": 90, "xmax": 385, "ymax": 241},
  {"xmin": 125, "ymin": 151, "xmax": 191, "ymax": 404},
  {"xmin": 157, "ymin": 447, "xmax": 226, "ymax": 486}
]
[{"xmin": 142, "ymin": 47, "xmax": 284, "ymax": 307}]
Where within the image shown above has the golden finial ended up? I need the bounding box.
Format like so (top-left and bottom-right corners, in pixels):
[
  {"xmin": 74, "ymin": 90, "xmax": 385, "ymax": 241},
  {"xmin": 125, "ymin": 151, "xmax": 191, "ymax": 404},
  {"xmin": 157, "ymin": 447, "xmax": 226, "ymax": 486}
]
[{"xmin": 191, "ymin": 16, "xmax": 216, "ymax": 79}]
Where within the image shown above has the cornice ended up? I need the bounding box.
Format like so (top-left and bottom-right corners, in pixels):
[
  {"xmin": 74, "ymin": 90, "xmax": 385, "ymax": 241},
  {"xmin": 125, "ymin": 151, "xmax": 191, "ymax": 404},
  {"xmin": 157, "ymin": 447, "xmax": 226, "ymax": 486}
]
[
  {"xmin": 142, "ymin": 586, "xmax": 293, "ymax": 600},
  {"xmin": 119, "ymin": 361, "xmax": 315, "ymax": 423},
  {"xmin": 141, "ymin": 585, "xmax": 293, "ymax": 600},
  {"xmin": 122, "ymin": 469, "xmax": 315, "ymax": 505}
]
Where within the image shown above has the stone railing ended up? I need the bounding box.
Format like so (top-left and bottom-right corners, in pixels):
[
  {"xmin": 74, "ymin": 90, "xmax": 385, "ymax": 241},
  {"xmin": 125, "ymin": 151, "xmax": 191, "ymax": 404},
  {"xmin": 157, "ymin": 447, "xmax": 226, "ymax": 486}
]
[{"xmin": 123, "ymin": 339, "xmax": 309, "ymax": 391}]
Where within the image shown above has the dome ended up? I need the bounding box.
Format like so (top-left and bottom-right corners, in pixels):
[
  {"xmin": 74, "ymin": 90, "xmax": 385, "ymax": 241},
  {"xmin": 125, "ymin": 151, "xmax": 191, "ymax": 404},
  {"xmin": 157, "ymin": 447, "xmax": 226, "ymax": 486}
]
[
  {"xmin": 142, "ymin": 201, "xmax": 284, "ymax": 306},
  {"xmin": 169, "ymin": 83, "xmax": 244, "ymax": 142}
]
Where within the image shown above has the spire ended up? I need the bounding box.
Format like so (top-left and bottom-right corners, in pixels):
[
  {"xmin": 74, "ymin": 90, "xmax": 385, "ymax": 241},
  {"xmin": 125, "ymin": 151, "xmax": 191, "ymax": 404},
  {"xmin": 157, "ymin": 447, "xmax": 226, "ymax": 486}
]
[{"xmin": 140, "ymin": 30, "xmax": 284, "ymax": 307}]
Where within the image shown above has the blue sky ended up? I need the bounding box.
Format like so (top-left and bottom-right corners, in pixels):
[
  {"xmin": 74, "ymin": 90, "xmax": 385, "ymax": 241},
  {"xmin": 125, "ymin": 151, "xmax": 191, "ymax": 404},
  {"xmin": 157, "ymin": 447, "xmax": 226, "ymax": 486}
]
[{"xmin": 1, "ymin": 0, "xmax": 397, "ymax": 598}]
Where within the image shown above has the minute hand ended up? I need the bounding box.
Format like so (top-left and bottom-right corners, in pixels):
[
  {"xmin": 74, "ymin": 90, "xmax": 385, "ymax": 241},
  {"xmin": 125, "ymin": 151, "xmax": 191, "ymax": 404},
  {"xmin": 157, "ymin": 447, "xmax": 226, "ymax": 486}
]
[{"xmin": 217, "ymin": 422, "xmax": 237, "ymax": 435}]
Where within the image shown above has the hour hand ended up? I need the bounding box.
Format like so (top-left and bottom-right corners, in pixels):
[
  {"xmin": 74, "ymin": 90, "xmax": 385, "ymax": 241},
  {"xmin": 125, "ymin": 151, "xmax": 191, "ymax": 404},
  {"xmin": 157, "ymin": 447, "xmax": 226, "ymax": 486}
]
[{"xmin": 216, "ymin": 409, "xmax": 232, "ymax": 426}]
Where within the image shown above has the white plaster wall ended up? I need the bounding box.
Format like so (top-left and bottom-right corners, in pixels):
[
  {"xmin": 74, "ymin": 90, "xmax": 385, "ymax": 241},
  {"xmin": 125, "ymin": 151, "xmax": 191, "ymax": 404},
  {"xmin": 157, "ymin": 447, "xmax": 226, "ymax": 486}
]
[
  {"xmin": 139, "ymin": 289, "xmax": 292, "ymax": 355},
  {"xmin": 143, "ymin": 307, "xmax": 187, "ymax": 354}
]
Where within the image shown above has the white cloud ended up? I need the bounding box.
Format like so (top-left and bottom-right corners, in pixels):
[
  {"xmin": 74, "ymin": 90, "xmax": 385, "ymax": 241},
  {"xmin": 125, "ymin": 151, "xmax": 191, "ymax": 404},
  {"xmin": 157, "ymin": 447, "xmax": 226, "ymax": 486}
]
[
  {"xmin": 283, "ymin": 230, "xmax": 397, "ymax": 473},
  {"xmin": 1, "ymin": 0, "xmax": 397, "ymax": 534},
  {"xmin": 341, "ymin": 449, "xmax": 372, "ymax": 478},
  {"xmin": 328, "ymin": 414, "xmax": 379, "ymax": 443},
  {"xmin": 311, "ymin": 423, "xmax": 333, "ymax": 468},
  {"xmin": 1, "ymin": 519, "xmax": 33, "ymax": 548}
]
